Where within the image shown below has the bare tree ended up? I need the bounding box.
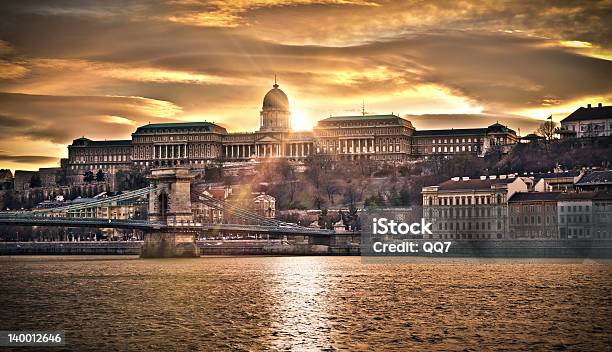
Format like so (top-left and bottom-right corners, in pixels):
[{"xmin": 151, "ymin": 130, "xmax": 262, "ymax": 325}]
[
  {"xmin": 323, "ymin": 179, "xmax": 340, "ymax": 204},
  {"xmin": 535, "ymin": 118, "xmax": 558, "ymax": 140}
]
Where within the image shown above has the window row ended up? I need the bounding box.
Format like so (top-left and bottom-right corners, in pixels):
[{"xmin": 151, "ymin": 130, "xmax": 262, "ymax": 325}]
[
  {"xmin": 559, "ymin": 205, "xmax": 591, "ymax": 212},
  {"xmin": 430, "ymin": 195, "xmax": 504, "ymax": 206},
  {"xmin": 436, "ymin": 221, "xmax": 502, "ymax": 231},
  {"xmin": 432, "ymin": 137, "xmax": 482, "ymax": 144}
]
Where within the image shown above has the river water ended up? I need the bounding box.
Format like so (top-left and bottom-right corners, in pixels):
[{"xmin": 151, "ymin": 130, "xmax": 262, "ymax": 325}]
[{"xmin": 0, "ymin": 256, "xmax": 610, "ymax": 351}]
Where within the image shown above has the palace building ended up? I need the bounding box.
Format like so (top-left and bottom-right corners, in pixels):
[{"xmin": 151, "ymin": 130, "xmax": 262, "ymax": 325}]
[
  {"xmin": 559, "ymin": 103, "xmax": 612, "ymax": 138},
  {"xmin": 422, "ymin": 175, "xmax": 529, "ymax": 240},
  {"xmin": 65, "ymin": 81, "xmax": 518, "ymax": 186},
  {"xmin": 313, "ymin": 114, "xmax": 415, "ymax": 161},
  {"xmin": 412, "ymin": 123, "xmax": 519, "ymax": 157}
]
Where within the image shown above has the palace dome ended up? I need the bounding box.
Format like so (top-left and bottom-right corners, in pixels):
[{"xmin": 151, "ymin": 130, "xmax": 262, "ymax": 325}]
[{"xmin": 262, "ymin": 83, "xmax": 289, "ymax": 111}]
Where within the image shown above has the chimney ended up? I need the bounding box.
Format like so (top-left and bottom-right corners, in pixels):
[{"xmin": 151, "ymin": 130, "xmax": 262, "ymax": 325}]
[
  {"xmin": 598, "ymin": 103, "xmax": 603, "ymax": 108},
  {"xmin": 587, "ymin": 104, "xmax": 591, "ymax": 108}
]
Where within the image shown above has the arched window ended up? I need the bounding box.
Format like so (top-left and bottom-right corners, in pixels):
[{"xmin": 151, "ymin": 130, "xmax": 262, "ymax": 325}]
[{"xmin": 158, "ymin": 191, "xmax": 168, "ymax": 223}]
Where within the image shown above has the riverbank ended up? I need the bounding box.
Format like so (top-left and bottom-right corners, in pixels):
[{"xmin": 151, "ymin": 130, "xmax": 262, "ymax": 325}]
[
  {"xmin": 0, "ymin": 239, "xmax": 611, "ymax": 257},
  {"xmin": 0, "ymin": 240, "xmax": 359, "ymax": 256}
]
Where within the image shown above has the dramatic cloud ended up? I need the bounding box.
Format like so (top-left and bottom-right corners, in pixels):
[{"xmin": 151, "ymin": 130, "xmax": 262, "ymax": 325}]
[
  {"xmin": 0, "ymin": 0, "xmax": 610, "ymax": 170},
  {"xmin": 0, "ymin": 153, "xmax": 59, "ymax": 164},
  {"xmin": 407, "ymin": 113, "xmax": 543, "ymax": 136},
  {"xmin": 0, "ymin": 93, "xmax": 182, "ymax": 144},
  {"xmin": 0, "ymin": 93, "xmax": 182, "ymax": 171}
]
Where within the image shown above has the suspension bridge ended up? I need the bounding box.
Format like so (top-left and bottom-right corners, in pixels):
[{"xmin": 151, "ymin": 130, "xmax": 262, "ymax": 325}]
[{"xmin": 0, "ymin": 167, "xmax": 341, "ymax": 257}]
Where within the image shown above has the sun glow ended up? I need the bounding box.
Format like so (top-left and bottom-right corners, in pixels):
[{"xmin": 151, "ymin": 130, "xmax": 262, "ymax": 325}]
[
  {"xmin": 103, "ymin": 115, "xmax": 136, "ymax": 125},
  {"xmin": 291, "ymin": 109, "xmax": 314, "ymax": 131},
  {"xmin": 560, "ymin": 40, "xmax": 593, "ymax": 48},
  {"xmin": 555, "ymin": 40, "xmax": 612, "ymax": 61},
  {"xmin": 516, "ymin": 96, "xmax": 611, "ymax": 120}
]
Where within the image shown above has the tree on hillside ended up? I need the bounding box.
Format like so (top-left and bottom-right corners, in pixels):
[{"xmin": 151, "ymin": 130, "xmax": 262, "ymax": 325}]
[
  {"xmin": 317, "ymin": 208, "xmax": 335, "ymax": 229},
  {"xmin": 342, "ymin": 177, "xmax": 369, "ymax": 207},
  {"xmin": 364, "ymin": 192, "xmax": 385, "ymax": 207},
  {"xmin": 57, "ymin": 169, "xmax": 68, "ymax": 186},
  {"xmin": 83, "ymin": 171, "xmax": 94, "ymax": 183},
  {"xmin": 342, "ymin": 204, "xmax": 360, "ymax": 230},
  {"xmin": 398, "ymin": 188, "xmax": 411, "ymax": 206},
  {"xmin": 489, "ymin": 137, "xmax": 612, "ymax": 173},
  {"xmin": 304, "ymin": 154, "xmax": 333, "ymax": 188},
  {"xmin": 204, "ymin": 164, "xmax": 223, "ymax": 182},
  {"xmin": 304, "ymin": 154, "xmax": 334, "ymax": 208},
  {"xmin": 323, "ymin": 178, "xmax": 340, "ymax": 205},
  {"xmin": 535, "ymin": 118, "xmax": 558, "ymax": 140},
  {"xmin": 275, "ymin": 158, "xmax": 294, "ymax": 181},
  {"xmin": 115, "ymin": 167, "xmax": 148, "ymax": 191},
  {"xmin": 29, "ymin": 174, "xmax": 42, "ymax": 188},
  {"xmin": 95, "ymin": 169, "xmax": 105, "ymax": 182}
]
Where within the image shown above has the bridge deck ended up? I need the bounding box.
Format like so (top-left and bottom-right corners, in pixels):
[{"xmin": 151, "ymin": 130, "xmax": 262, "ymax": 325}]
[{"xmin": 0, "ymin": 216, "xmax": 339, "ymax": 236}]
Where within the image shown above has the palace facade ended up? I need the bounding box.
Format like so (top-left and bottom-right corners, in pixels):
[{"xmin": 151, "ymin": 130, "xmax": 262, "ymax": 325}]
[
  {"xmin": 313, "ymin": 114, "xmax": 415, "ymax": 161},
  {"xmin": 65, "ymin": 81, "xmax": 519, "ymax": 185},
  {"xmin": 422, "ymin": 175, "xmax": 528, "ymax": 240},
  {"xmin": 559, "ymin": 103, "xmax": 612, "ymax": 138}
]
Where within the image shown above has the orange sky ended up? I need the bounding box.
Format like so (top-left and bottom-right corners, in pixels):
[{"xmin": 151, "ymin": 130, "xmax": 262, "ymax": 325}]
[{"xmin": 0, "ymin": 0, "xmax": 611, "ymax": 171}]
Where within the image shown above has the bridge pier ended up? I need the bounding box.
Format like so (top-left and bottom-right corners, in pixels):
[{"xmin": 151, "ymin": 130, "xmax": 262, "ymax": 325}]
[
  {"xmin": 308, "ymin": 234, "xmax": 359, "ymax": 246},
  {"xmin": 141, "ymin": 229, "xmax": 199, "ymax": 258},
  {"xmin": 309, "ymin": 236, "xmax": 332, "ymax": 246},
  {"xmin": 141, "ymin": 167, "xmax": 199, "ymax": 258}
]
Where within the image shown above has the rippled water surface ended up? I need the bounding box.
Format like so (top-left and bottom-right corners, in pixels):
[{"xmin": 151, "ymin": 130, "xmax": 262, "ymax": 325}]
[{"xmin": 0, "ymin": 256, "xmax": 610, "ymax": 351}]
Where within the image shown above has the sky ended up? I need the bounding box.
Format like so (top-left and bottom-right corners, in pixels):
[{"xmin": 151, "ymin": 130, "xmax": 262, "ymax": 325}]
[{"xmin": 1, "ymin": 0, "xmax": 611, "ymax": 171}]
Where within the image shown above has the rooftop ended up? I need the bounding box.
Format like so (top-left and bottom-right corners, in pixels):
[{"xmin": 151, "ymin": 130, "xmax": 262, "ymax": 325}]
[
  {"xmin": 509, "ymin": 192, "xmax": 563, "ymax": 203},
  {"xmin": 594, "ymin": 191, "xmax": 612, "ymax": 200},
  {"xmin": 575, "ymin": 170, "xmax": 612, "ymax": 186},
  {"xmin": 414, "ymin": 128, "xmax": 487, "ymax": 137},
  {"xmin": 558, "ymin": 192, "xmax": 596, "ymax": 201},
  {"xmin": 0, "ymin": 169, "xmax": 13, "ymax": 179},
  {"xmin": 533, "ymin": 170, "xmax": 581, "ymax": 181},
  {"xmin": 435, "ymin": 177, "xmax": 518, "ymax": 191},
  {"xmin": 71, "ymin": 137, "xmax": 132, "ymax": 147},
  {"xmin": 319, "ymin": 114, "xmax": 401, "ymax": 122},
  {"xmin": 207, "ymin": 188, "xmax": 228, "ymax": 200},
  {"xmin": 134, "ymin": 122, "xmax": 226, "ymax": 133},
  {"xmin": 191, "ymin": 188, "xmax": 228, "ymax": 203},
  {"xmin": 521, "ymin": 133, "xmax": 545, "ymax": 140},
  {"xmin": 486, "ymin": 122, "xmax": 516, "ymax": 135},
  {"xmin": 14, "ymin": 170, "xmax": 37, "ymax": 175},
  {"xmin": 560, "ymin": 104, "xmax": 612, "ymax": 123},
  {"xmin": 89, "ymin": 140, "xmax": 132, "ymax": 147}
]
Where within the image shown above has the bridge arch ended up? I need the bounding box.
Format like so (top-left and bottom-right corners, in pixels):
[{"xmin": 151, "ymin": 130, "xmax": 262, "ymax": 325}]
[
  {"xmin": 147, "ymin": 167, "xmax": 194, "ymax": 224},
  {"xmin": 157, "ymin": 191, "xmax": 168, "ymax": 223}
]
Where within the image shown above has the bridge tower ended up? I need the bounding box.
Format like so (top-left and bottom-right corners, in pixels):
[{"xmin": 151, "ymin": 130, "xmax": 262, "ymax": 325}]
[
  {"xmin": 147, "ymin": 167, "xmax": 194, "ymax": 224},
  {"xmin": 141, "ymin": 167, "xmax": 199, "ymax": 258}
]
